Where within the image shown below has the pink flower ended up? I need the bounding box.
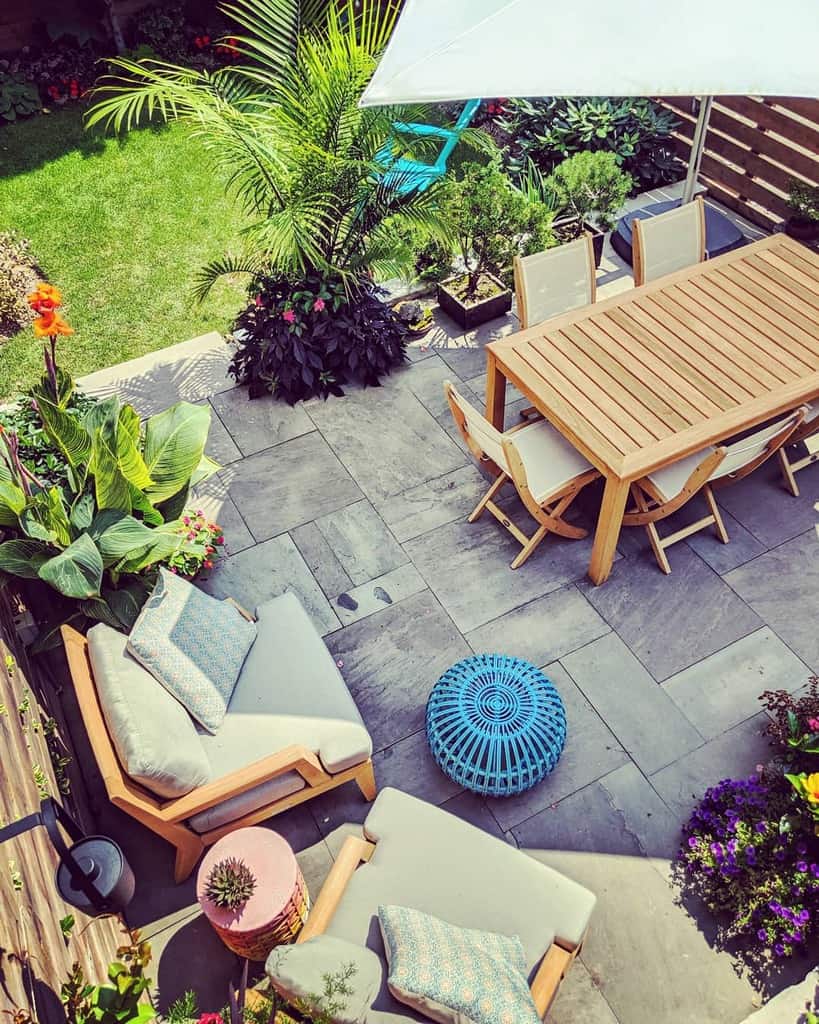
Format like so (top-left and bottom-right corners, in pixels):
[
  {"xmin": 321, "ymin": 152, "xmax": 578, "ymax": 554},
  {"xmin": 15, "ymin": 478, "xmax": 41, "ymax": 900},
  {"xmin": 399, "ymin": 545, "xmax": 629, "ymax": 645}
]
[
  {"xmin": 215, "ymin": 536, "xmax": 225, "ymax": 545},
  {"xmin": 808, "ymin": 718, "xmax": 819, "ymax": 732},
  {"xmin": 183, "ymin": 516, "xmax": 190, "ymax": 525},
  {"xmin": 254, "ymin": 294, "xmax": 263, "ymax": 307},
  {"xmin": 282, "ymin": 309, "xmax": 296, "ymax": 323},
  {"xmin": 169, "ymin": 567, "xmax": 178, "ymax": 574},
  {"xmin": 313, "ymin": 298, "xmax": 325, "ymax": 312},
  {"xmin": 198, "ymin": 1015, "xmax": 224, "ymax": 1024}
]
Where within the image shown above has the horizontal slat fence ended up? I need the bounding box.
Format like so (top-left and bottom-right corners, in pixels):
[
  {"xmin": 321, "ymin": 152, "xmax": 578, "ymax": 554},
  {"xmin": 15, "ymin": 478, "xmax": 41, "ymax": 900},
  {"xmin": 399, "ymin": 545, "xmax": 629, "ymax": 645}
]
[
  {"xmin": 660, "ymin": 96, "xmax": 819, "ymax": 231},
  {"xmin": 0, "ymin": 591, "xmax": 122, "ymax": 1024}
]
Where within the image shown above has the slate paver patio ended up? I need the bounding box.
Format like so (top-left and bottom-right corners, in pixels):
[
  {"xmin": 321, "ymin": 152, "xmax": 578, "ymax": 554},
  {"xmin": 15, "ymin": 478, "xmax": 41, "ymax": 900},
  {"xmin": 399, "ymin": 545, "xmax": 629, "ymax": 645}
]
[{"xmin": 76, "ymin": 210, "xmax": 819, "ymax": 1023}]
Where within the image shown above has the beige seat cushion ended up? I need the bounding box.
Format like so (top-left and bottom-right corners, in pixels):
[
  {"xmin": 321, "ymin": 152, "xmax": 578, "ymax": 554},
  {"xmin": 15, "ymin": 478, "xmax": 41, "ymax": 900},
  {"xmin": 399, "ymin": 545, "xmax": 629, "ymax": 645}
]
[
  {"xmin": 509, "ymin": 418, "xmax": 594, "ymax": 501},
  {"xmin": 325, "ymin": 788, "xmax": 596, "ymax": 1022},
  {"xmin": 189, "ymin": 592, "xmax": 372, "ymax": 834},
  {"xmin": 87, "ymin": 623, "xmax": 211, "ymax": 799}
]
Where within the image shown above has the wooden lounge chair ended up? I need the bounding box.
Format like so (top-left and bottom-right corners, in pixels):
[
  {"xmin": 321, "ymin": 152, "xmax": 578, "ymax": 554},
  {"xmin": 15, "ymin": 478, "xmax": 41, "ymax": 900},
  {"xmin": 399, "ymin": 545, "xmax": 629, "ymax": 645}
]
[
  {"xmin": 623, "ymin": 407, "xmax": 807, "ymax": 573},
  {"xmin": 445, "ymin": 381, "xmax": 599, "ymax": 569},
  {"xmin": 777, "ymin": 405, "xmax": 819, "ymax": 496},
  {"xmin": 268, "ymin": 788, "xmax": 596, "ymax": 1022},
  {"xmin": 513, "ymin": 234, "xmax": 597, "ymax": 330},
  {"xmin": 62, "ymin": 592, "xmax": 376, "ymax": 882},
  {"xmin": 632, "ymin": 196, "xmax": 706, "ymax": 286}
]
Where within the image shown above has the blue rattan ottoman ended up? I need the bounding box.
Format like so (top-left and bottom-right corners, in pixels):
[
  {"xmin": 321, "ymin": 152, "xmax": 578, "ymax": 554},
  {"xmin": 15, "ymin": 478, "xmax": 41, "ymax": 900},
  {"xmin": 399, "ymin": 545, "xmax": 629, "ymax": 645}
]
[{"xmin": 426, "ymin": 654, "xmax": 567, "ymax": 797}]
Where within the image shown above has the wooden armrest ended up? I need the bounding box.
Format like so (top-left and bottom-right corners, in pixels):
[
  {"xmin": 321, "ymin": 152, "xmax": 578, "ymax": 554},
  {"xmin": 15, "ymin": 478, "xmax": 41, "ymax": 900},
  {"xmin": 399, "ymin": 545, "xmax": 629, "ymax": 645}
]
[
  {"xmin": 161, "ymin": 745, "xmax": 329, "ymax": 822},
  {"xmin": 298, "ymin": 836, "xmax": 375, "ymax": 943},
  {"xmin": 530, "ymin": 943, "xmax": 572, "ymax": 1015},
  {"xmin": 225, "ymin": 596, "xmax": 255, "ymax": 622}
]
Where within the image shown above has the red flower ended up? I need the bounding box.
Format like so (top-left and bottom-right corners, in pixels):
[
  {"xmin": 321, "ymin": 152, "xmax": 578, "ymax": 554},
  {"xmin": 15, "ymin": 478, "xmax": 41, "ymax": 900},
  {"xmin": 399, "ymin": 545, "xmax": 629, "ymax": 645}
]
[
  {"xmin": 312, "ymin": 298, "xmax": 325, "ymax": 312},
  {"xmin": 202, "ymin": 35, "xmax": 211, "ymax": 45},
  {"xmin": 282, "ymin": 309, "xmax": 296, "ymax": 324},
  {"xmin": 254, "ymin": 294, "xmax": 263, "ymax": 307},
  {"xmin": 197, "ymin": 1013, "xmax": 223, "ymax": 1024},
  {"xmin": 215, "ymin": 536, "xmax": 225, "ymax": 545}
]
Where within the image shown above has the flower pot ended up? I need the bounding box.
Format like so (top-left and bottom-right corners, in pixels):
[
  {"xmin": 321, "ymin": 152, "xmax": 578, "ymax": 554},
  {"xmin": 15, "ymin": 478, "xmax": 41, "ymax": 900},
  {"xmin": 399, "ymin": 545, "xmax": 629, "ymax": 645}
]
[
  {"xmin": 437, "ymin": 273, "xmax": 512, "ymax": 330},
  {"xmin": 584, "ymin": 223, "xmax": 606, "ymax": 268},
  {"xmin": 784, "ymin": 216, "xmax": 819, "ymax": 243},
  {"xmin": 552, "ymin": 216, "xmax": 605, "ymax": 267}
]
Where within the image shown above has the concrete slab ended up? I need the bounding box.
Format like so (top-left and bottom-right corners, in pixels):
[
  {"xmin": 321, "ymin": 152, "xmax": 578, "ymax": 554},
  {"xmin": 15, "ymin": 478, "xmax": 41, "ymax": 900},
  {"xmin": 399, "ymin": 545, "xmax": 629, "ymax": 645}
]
[
  {"xmin": 333, "ymin": 563, "xmax": 427, "ymax": 627},
  {"xmin": 209, "ymin": 386, "xmax": 314, "ymax": 455},
  {"xmin": 315, "ymin": 499, "xmax": 407, "ymax": 586}
]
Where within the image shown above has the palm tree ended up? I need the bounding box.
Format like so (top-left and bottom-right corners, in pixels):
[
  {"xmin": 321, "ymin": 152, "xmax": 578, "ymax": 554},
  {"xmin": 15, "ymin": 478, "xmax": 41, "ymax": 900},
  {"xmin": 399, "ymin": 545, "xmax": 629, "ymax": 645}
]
[{"xmin": 87, "ymin": 0, "xmax": 446, "ymax": 296}]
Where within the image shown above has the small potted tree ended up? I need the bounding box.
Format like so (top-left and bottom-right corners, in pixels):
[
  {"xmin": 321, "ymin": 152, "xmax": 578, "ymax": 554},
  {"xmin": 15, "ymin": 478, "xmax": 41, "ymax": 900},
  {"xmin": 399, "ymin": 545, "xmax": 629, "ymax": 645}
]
[
  {"xmin": 545, "ymin": 151, "xmax": 633, "ymax": 267},
  {"xmin": 436, "ymin": 161, "xmax": 555, "ymax": 329},
  {"xmin": 784, "ymin": 180, "xmax": 819, "ymax": 243}
]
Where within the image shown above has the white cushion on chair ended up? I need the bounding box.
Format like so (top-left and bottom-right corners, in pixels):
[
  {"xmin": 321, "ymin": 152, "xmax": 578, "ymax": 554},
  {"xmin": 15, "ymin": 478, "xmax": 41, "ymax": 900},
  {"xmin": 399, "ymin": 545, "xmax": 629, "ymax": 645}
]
[{"xmin": 509, "ymin": 419, "xmax": 594, "ymax": 501}]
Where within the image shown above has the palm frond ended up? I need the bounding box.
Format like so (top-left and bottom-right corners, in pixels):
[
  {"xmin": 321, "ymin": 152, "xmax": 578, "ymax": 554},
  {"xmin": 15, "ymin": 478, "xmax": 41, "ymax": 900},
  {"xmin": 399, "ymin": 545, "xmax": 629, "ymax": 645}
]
[{"xmin": 192, "ymin": 253, "xmax": 268, "ymax": 302}]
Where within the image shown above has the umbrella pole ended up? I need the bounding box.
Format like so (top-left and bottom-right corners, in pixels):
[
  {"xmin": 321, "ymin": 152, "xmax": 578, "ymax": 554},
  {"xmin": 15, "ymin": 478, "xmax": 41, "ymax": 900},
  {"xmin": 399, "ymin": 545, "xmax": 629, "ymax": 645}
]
[{"xmin": 682, "ymin": 95, "xmax": 713, "ymax": 203}]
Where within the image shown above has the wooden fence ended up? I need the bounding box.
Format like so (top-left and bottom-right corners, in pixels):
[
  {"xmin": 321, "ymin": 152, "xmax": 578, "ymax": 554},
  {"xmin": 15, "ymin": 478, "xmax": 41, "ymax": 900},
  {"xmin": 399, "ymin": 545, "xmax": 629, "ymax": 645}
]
[
  {"xmin": 660, "ymin": 96, "xmax": 819, "ymax": 231},
  {"xmin": 0, "ymin": 590, "xmax": 122, "ymax": 1024}
]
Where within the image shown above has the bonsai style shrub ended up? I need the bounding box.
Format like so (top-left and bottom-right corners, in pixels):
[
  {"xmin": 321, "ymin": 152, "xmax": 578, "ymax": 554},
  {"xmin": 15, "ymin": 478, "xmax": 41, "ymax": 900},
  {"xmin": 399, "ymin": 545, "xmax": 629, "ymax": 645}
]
[
  {"xmin": 90, "ymin": 0, "xmax": 450, "ymax": 401},
  {"xmin": 497, "ymin": 96, "xmax": 681, "ymax": 190},
  {"xmin": 438, "ymin": 160, "xmax": 555, "ymax": 302},
  {"xmin": 204, "ymin": 857, "xmax": 256, "ymax": 910},
  {"xmin": 544, "ymin": 151, "xmax": 633, "ymax": 237}
]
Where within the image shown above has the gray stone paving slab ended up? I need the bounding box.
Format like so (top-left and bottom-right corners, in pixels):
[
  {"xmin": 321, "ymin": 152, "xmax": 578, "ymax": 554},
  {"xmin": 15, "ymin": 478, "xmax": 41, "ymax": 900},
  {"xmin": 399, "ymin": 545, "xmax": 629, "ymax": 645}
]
[
  {"xmin": 434, "ymin": 310, "xmax": 519, "ymax": 379},
  {"xmin": 290, "ymin": 521, "xmax": 353, "ymax": 599},
  {"xmin": 649, "ymin": 714, "xmax": 773, "ymax": 822},
  {"xmin": 485, "ymin": 663, "xmax": 629, "ymax": 832},
  {"xmin": 716, "ymin": 460, "xmax": 819, "ymax": 549},
  {"xmin": 662, "ymin": 627, "xmax": 812, "ymax": 740},
  {"xmin": 724, "ymin": 529, "xmax": 819, "ymax": 673},
  {"xmin": 389, "ymin": 352, "xmax": 463, "ymax": 420},
  {"xmin": 530, "ymin": 849, "xmax": 758, "ymax": 1024},
  {"xmin": 549, "ymin": 961, "xmax": 620, "ymax": 1024},
  {"xmin": 512, "ymin": 762, "xmax": 681, "ymax": 860},
  {"xmin": 466, "ymin": 585, "xmax": 610, "ymax": 667},
  {"xmin": 315, "ymin": 499, "xmax": 407, "ymax": 585},
  {"xmin": 438, "ymin": 790, "xmax": 511, "ymax": 843},
  {"xmin": 224, "ymin": 430, "xmax": 363, "ymax": 541},
  {"xmin": 325, "ymin": 589, "xmax": 470, "ymax": 752},
  {"xmin": 209, "ymin": 386, "xmax": 314, "ymax": 455},
  {"xmin": 579, "ymin": 542, "xmax": 762, "ymax": 681},
  {"xmin": 560, "ymin": 632, "xmax": 705, "ymax": 775},
  {"xmin": 334, "ymin": 563, "xmax": 427, "ymax": 626},
  {"xmin": 376, "ymin": 464, "xmax": 487, "ymax": 543},
  {"xmin": 307, "ymin": 383, "xmax": 467, "ymax": 503},
  {"xmin": 200, "ymin": 532, "xmax": 340, "ymax": 635},
  {"xmin": 405, "ymin": 514, "xmax": 603, "ymax": 633},
  {"xmin": 200, "ymin": 399, "xmax": 241, "ymax": 465},
  {"xmin": 191, "ymin": 471, "xmax": 255, "ymax": 554}
]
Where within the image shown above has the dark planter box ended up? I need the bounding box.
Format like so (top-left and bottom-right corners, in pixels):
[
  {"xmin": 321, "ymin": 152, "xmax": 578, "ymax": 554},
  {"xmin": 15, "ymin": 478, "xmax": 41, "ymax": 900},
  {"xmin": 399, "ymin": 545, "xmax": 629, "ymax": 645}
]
[
  {"xmin": 785, "ymin": 216, "xmax": 819, "ymax": 243},
  {"xmin": 437, "ymin": 274, "xmax": 513, "ymax": 330},
  {"xmin": 585, "ymin": 223, "xmax": 605, "ymax": 268},
  {"xmin": 552, "ymin": 216, "xmax": 605, "ymax": 268}
]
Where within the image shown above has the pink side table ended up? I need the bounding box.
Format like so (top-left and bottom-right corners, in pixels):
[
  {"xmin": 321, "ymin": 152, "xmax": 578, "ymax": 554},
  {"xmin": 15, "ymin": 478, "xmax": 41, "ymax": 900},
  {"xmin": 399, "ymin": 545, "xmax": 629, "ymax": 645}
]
[{"xmin": 196, "ymin": 827, "xmax": 309, "ymax": 960}]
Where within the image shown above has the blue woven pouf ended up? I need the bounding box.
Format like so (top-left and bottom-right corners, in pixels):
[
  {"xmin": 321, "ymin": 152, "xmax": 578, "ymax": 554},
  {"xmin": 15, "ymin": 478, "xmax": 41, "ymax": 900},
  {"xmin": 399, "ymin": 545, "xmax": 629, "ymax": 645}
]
[{"xmin": 426, "ymin": 654, "xmax": 566, "ymax": 797}]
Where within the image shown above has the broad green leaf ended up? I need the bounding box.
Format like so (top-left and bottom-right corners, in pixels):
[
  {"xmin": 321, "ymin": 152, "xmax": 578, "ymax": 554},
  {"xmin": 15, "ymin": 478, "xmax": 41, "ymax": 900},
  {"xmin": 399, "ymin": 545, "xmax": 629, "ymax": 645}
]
[
  {"xmin": 143, "ymin": 402, "xmax": 212, "ymax": 504},
  {"xmin": 0, "ymin": 480, "xmax": 26, "ymax": 528},
  {"xmin": 155, "ymin": 483, "xmax": 189, "ymax": 523},
  {"xmin": 112, "ymin": 523, "xmax": 186, "ymax": 575},
  {"xmin": 103, "ymin": 578, "xmax": 151, "ymax": 630},
  {"xmin": 128, "ymin": 485, "xmax": 164, "ymax": 526},
  {"xmin": 88, "ymin": 511, "xmax": 165, "ymax": 568},
  {"xmin": 70, "ymin": 492, "xmax": 96, "ymax": 532},
  {"xmin": 32, "ymin": 393, "xmax": 92, "ymax": 470},
  {"xmin": 83, "ymin": 396, "xmax": 120, "ymax": 438},
  {"xmin": 91, "ymin": 428, "xmax": 132, "ymax": 513},
  {"xmin": 190, "ymin": 453, "xmax": 220, "ymax": 488},
  {"xmin": 79, "ymin": 596, "xmax": 123, "ymax": 630},
  {"xmin": 117, "ymin": 406, "xmax": 152, "ymax": 490},
  {"xmin": 38, "ymin": 533, "xmax": 103, "ymax": 599},
  {"xmin": 45, "ymin": 488, "xmax": 72, "ymax": 547},
  {"xmin": 0, "ymin": 539, "xmax": 51, "ymax": 578},
  {"xmin": 20, "ymin": 507, "xmax": 57, "ymax": 544}
]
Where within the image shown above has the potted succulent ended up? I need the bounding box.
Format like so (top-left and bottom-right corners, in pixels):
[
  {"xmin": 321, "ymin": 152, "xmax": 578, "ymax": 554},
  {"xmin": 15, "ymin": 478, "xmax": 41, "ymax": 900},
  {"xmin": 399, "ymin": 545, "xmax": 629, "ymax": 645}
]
[
  {"xmin": 204, "ymin": 856, "xmax": 257, "ymax": 911},
  {"xmin": 544, "ymin": 151, "xmax": 633, "ymax": 267},
  {"xmin": 436, "ymin": 161, "xmax": 555, "ymax": 329},
  {"xmin": 784, "ymin": 180, "xmax": 819, "ymax": 243},
  {"xmin": 393, "ymin": 299, "xmax": 434, "ymax": 337}
]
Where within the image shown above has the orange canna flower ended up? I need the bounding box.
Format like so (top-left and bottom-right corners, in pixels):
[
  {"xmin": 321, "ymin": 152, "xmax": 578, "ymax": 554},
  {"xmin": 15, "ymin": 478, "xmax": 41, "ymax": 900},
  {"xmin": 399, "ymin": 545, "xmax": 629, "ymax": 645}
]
[
  {"xmin": 27, "ymin": 282, "xmax": 64, "ymax": 313},
  {"xmin": 33, "ymin": 310, "xmax": 73, "ymax": 337}
]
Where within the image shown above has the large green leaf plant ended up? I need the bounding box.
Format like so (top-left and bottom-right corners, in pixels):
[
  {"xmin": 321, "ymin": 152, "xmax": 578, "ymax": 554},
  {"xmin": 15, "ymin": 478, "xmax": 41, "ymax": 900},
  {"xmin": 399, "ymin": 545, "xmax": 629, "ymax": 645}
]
[{"xmin": 0, "ymin": 369, "xmax": 218, "ymax": 642}]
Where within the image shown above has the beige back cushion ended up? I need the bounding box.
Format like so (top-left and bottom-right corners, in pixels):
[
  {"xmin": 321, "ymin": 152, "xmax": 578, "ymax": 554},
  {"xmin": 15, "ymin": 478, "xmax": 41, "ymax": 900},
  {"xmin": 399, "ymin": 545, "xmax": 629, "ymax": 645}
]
[
  {"xmin": 713, "ymin": 410, "xmax": 803, "ymax": 480},
  {"xmin": 635, "ymin": 199, "xmax": 704, "ymax": 284},
  {"xmin": 87, "ymin": 623, "xmax": 211, "ymax": 798},
  {"xmin": 447, "ymin": 382, "xmax": 509, "ymax": 472},
  {"xmin": 516, "ymin": 236, "xmax": 594, "ymax": 328}
]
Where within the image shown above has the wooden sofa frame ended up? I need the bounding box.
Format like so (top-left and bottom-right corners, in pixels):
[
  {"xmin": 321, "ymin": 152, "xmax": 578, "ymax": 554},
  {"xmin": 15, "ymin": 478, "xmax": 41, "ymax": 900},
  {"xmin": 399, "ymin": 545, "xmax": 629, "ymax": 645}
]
[
  {"xmin": 61, "ymin": 622, "xmax": 377, "ymax": 883},
  {"xmin": 296, "ymin": 835, "xmax": 584, "ymax": 1019}
]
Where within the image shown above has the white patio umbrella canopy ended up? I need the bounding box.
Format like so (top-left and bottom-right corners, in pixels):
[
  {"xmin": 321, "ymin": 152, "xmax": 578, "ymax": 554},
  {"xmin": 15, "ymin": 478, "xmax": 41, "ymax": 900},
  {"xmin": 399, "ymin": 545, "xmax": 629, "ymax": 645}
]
[{"xmin": 360, "ymin": 0, "xmax": 819, "ymax": 106}]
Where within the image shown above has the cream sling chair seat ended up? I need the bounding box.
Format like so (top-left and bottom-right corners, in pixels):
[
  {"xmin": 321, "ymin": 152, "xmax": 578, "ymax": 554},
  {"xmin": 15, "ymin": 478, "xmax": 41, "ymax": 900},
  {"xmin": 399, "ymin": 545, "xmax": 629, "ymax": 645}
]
[
  {"xmin": 513, "ymin": 234, "xmax": 597, "ymax": 330},
  {"xmin": 624, "ymin": 407, "xmax": 808, "ymax": 573},
  {"xmin": 632, "ymin": 195, "xmax": 706, "ymax": 286},
  {"xmin": 778, "ymin": 404, "xmax": 819, "ymax": 496},
  {"xmin": 445, "ymin": 381, "xmax": 599, "ymax": 569}
]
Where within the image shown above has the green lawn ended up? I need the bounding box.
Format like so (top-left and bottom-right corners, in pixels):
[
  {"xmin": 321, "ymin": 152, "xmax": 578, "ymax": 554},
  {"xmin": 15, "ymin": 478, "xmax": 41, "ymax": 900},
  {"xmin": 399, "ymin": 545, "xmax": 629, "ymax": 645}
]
[{"xmin": 0, "ymin": 105, "xmax": 247, "ymax": 397}]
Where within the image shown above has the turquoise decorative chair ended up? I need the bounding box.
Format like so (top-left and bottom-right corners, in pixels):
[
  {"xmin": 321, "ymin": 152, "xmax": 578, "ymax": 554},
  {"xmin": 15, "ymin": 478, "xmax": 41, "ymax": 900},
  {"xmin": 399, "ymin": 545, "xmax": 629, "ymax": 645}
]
[{"xmin": 376, "ymin": 99, "xmax": 481, "ymax": 194}]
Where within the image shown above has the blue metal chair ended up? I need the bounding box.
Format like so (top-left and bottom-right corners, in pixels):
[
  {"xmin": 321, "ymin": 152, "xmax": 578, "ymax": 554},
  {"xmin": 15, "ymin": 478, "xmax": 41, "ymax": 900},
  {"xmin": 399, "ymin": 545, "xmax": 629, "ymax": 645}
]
[{"xmin": 376, "ymin": 99, "xmax": 481, "ymax": 194}]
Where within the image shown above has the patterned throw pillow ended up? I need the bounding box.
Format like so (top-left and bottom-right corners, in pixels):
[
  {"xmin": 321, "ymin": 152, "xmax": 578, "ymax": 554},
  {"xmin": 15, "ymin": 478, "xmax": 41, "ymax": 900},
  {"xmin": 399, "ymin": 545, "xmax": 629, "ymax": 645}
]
[
  {"xmin": 127, "ymin": 569, "xmax": 256, "ymax": 733},
  {"xmin": 378, "ymin": 905, "xmax": 542, "ymax": 1024}
]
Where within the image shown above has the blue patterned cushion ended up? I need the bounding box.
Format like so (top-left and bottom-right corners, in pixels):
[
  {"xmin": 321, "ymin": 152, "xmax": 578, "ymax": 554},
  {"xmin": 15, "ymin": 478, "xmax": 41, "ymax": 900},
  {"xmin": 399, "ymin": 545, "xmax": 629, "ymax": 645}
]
[
  {"xmin": 378, "ymin": 905, "xmax": 542, "ymax": 1024},
  {"xmin": 127, "ymin": 569, "xmax": 256, "ymax": 733}
]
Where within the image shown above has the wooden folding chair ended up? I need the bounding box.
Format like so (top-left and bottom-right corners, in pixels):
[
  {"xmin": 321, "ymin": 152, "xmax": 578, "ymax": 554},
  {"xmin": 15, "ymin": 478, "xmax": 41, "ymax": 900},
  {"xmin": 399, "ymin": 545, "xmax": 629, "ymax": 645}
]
[
  {"xmin": 513, "ymin": 234, "xmax": 597, "ymax": 331},
  {"xmin": 777, "ymin": 406, "xmax": 819, "ymax": 496},
  {"xmin": 445, "ymin": 381, "xmax": 599, "ymax": 569},
  {"xmin": 632, "ymin": 196, "xmax": 706, "ymax": 287},
  {"xmin": 623, "ymin": 407, "xmax": 807, "ymax": 573}
]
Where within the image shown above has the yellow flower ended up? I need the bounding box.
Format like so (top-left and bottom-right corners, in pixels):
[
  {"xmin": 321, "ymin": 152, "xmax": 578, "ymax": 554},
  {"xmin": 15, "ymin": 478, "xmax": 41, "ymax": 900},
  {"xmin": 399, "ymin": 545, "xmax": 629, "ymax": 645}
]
[{"xmin": 805, "ymin": 772, "xmax": 819, "ymax": 804}]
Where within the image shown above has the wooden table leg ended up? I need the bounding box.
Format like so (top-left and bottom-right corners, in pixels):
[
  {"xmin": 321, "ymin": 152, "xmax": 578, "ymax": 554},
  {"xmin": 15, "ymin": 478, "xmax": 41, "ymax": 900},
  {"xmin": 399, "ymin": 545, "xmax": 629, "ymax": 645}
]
[
  {"xmin": 588, "ymin": 475, "xmax": 630, "ymax": 586},
  {"xmin": 485, "ymin": 351, "xmax": 507, "ymax": 430}
]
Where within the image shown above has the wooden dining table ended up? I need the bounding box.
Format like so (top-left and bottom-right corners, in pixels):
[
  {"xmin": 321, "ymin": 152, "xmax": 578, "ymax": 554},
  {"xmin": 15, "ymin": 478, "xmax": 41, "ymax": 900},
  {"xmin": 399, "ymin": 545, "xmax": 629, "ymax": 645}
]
[{"xmin": 485, "ymin": 233, "xmax": 819, "ymax": 585}]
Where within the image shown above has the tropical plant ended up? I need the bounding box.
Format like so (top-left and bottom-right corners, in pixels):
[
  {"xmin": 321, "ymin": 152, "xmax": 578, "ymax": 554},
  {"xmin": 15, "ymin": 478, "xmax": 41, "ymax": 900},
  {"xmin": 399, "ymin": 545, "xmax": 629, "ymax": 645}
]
[
  {"xmin": 497, "ymin": 96, "xmax": 681, "ymax": 190},
  {"xmin": 437, "ymin": 160, "xmax": 555, "ymax": 298},
  {"xmin": 87, "ymin": 0, "xmax": 447, "ymax": 293},
  {"xmin": 230, "ymin": 272, "xmax": 407, "ymax": 402},
  {"xmin": 0, "ymin": 71, "xmax": 40, "ymax": 122},
  {"xmin": 61, "ymin": 932, "xmax": 155, "ymax": 1024},
  {"xmin": 544, "ymin": 151, "xmax": 633, "ymax": 234}
]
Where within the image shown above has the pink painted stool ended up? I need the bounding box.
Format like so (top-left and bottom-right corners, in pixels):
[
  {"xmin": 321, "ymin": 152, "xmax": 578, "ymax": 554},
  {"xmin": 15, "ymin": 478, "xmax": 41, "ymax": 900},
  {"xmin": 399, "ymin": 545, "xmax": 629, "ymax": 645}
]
[{"xmin": 196, "ymin": 827, "xmax": 309, "ymax": 960}]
